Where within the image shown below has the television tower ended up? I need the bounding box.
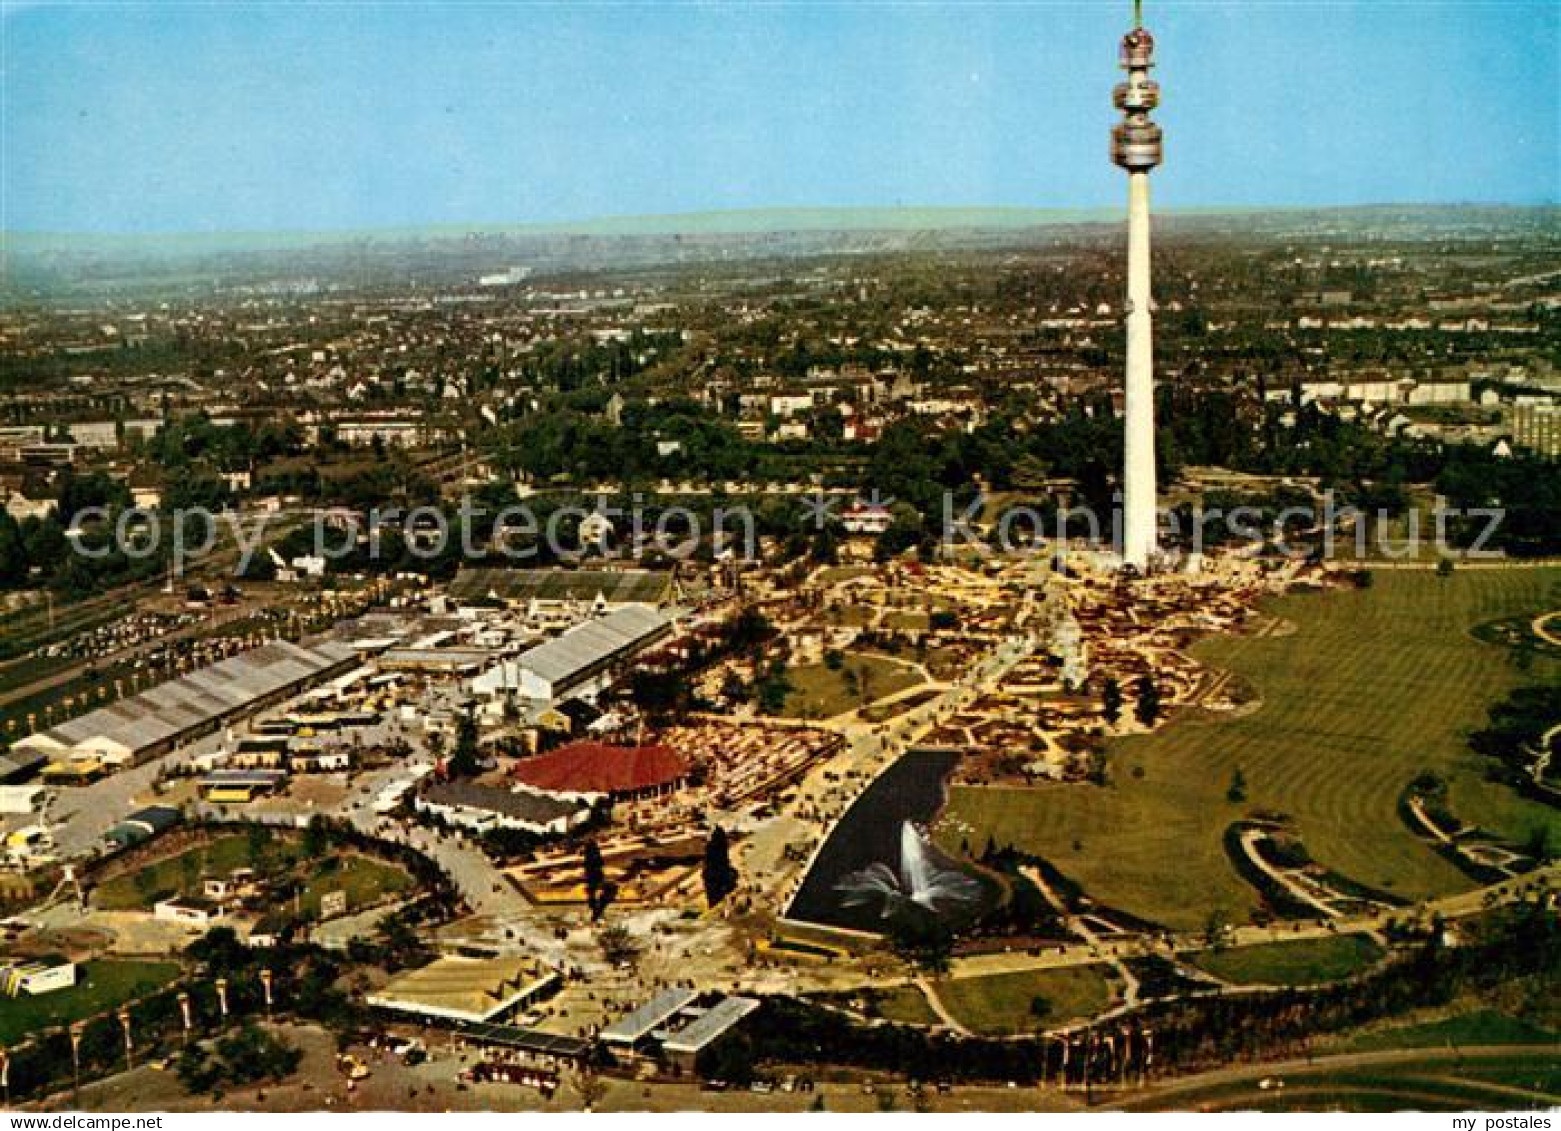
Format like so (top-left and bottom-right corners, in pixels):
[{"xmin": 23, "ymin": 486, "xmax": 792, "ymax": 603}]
[{"xmin": 1112, "ymin": 0, "xmax": 1163, "ymax": 570}]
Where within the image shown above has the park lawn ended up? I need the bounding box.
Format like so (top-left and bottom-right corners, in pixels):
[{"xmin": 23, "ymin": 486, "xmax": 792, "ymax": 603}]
[
  {"xmin": 1135, "ymin": 1066, "xmax": 1554, "ymax": 1113},
  {"xmin": 1189, "ymin": 933, "xmax": 1382, "ymax": 987},
  {"xmin": 1341, "ymin": 1008, "xmax": 1559, "ymax": 1052},
  {"xmin": 94, "ymin": 833, "xmax": 295, "ymax": 910},
  {"xmin": 931, "ymin": 964, "xmax": 1115, "ymax": 1035},
  {"xmin": 93, "ymin": 834, "xmax": 412, "ymax": 917},
  {"xmin": 780, "ymin": 653, "xmax": 924, "ymax": 720},
  {"xmin": 0, "ymin": 959, "xmax": 181, "ymax": 1044},
  {"xmin": 296, "ymin": 854, "xmax": 413, "ymax": 918},
  {"xmin": 936, "ymin": 568, "xmax": 1561, "ymax": 931},
  {"xmin": 872, "ymin": 985, "xmax": 942, "ymax": 1027}
]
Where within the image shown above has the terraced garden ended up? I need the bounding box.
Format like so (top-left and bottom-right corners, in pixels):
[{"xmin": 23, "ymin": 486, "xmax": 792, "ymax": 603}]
[{"xmin": 937, "ymin": 568, "xmax": 1561, "ymax": 931}]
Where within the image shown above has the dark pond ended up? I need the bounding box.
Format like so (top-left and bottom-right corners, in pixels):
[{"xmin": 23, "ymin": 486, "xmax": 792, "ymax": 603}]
[{"xmin": 784, "ymin": 746, "xmax": 1001, "ymax": 933}]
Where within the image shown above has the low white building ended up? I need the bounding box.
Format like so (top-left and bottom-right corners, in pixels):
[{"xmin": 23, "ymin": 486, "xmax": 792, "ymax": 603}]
[
  {"xmin": 416, "ymin": 781, "xmax": 588, "ymax": 837},
  {"xmin": 0, "ymin": 785, "xmax": 44, "ymax": 815},
  {"xmin": 1, "ymin": 956, "xmax": 77, "ymax": 997},
  {"xmin": 154, "ymin": 896, "xmax": 226, "ymax": 927}
]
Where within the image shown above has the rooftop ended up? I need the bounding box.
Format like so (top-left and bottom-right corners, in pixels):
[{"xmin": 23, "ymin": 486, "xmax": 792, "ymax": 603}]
[
  {"xmin": 367, "ymin": 956, "xmax": 559, "ymax": 1023},
  {"xmin": 19, "ymin": 639, "xmax": 356, "ymax": 759},
  {"xmin": 422, "ymin": 781, "xmax": 585, "ymax": 826},
  {"xmin": 451, "ymin": 567, "xmax": 673, "ymax": 606},
  {"xmin": 512, "ymin": 741, "xmax": 689, "ymax": 797},
  {"xmin": 662, "ymin": 996, "xmax": 761, "ymax": 1055},
  {"xmin": 518, "ymin": 605, "xmax": 670, "ymax": 685},
  {"xmin": 599, "ymin": 986, "xmax": 699, "ymax": 1045}
]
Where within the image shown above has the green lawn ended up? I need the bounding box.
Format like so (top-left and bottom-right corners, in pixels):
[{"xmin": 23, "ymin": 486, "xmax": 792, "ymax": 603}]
[
  {"xmin": 874, "ymin": 984, "xmax": 942, "ymax": 1027},
  {"xmin": 931, "ymin": 964, "xmax": 1116, "ymax": 1035},
  {"xmin": 936, "ymin": 569, "xmax": 1561, "ymax": 930},
  {"xmin": 296, "ymin": 854, "xmax": 413, "ymax": 918},
  {"xmin": 1190, "ymin": 933, "xmax": 1382, "ymax": 987},
  {"xmin": 94, "ymin": 833, "xmax": 411, "ymax": 918},
  {"xmin": 1343, "ymin": 1008, "xmax": 1559, "ymax": 1052},
  {"xmin": 0, "ymin": 960, "xmax": 181, "ymax": 1043},
  {"xmin": 780, "ymin": 653, "xmax": 924, "ymax": 719},
  {"xmin": 95, "ymin": 833, "xmax": 266, "ymax": 910},
  {"xmin": 815, "ymin": 984, "xmax": 943, "ymax": 1027}
]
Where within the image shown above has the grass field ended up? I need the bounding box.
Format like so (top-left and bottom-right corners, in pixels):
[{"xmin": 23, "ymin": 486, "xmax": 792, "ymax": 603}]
[
  {"xmin": 931, "ymin": 964, "xmax": 1116, "ymax": 1035},
  {"xmin": 95, "ymin": 833, "xmax": 260, "ymax": 909},
  {"xmin": 1125, "ymin": 1054, "xmax": 1561, "ymax": 1112},
  {"xmin": 813, "ymin": 984, "xmax": 943, "ymax": 1027},
  {"xmin": 1189, "ymin": 933, "xmax": 1382, "ymax": 987},
  {"xmin": 936, "ymin": 569, "xmax": 1561, "ymax": 931},
  {"xmin": 0, "ymin": 960, "xmax": 181, "ymax": 1044},
  {"xmin": 781, "ymin": 653, "xmax": 924, "ymax": 719},
  {"xmin": 296, "ymin": 855, "xmax": 413, "ymax": 917},
  {"xmin": 873, "ymin": 985, "xmax": 943, "ymax": 1027},
  {"xmin": 94, "ymin": 832, "xmax": 412, "ymax": 916},
  {"xmin": 1342, "ymin": 1008, "xmax": 1559, "ymax": 1052}
]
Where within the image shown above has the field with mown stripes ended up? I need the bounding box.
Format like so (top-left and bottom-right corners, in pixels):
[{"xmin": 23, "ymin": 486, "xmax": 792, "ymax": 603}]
[{"xmin": 937, "ymin": 568, "xmax": 1561, "ymax": 931}]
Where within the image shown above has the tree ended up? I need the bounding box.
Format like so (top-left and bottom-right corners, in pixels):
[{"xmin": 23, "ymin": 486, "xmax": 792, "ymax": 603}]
[
  {"xmin": 1102, "ymin": 677, "xmax": 1123, "ymax": 725},
  {"xmin": 702, "ymin": 826, "xmax": 740, "ymax": 908},
  {"xmin": 246, "ymin": 823, "xmax": 274, "ymax": 869},
  {"xmin": 1226, "ymin": 767, "xmax": 1248, "ymax": 804},
  {"xmin": 180, "ymin": 848, "xmax": 202, "ymax": 894},
  {"xmin": 583, "ymin": 840, "xmax": 606, "ymax": 919},
  {"xmin": 1524, "ymin": 823, "xmax": 1557, "ymax": 864},
  {"xmin": 755, "ymin": 660, "xmax": 794, "ymax": 716},
  {"xmin": 448, "ymin": 708, "xmax": 481, "ymax": 778},
  {"xmin": 303, "ymin": 816, "xmax": 330, "ymax": 859},
  {"xmin": 597, "ymin": 924, "xmax": 639, "ymax": 967},
  {"xmin": 1134, "ymin": 676, "xmax": 1161, "ymax": 728},
  {"xmin": 186, "ymin": 926, "xmax": 249, "ymax": 972}
]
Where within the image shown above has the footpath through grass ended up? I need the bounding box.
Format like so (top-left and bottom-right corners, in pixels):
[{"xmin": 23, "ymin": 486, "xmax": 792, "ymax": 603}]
[{"xmin": 938, "ymin": 568, "xmax": 1561, "ymax": 931}]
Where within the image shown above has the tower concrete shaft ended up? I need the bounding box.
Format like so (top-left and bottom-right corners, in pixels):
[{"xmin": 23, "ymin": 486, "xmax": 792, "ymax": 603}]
[
  {"xmin": 1123, "ymin": 173, "xmax": 1156, "ymax": 568},
  {"xmin": 1111, "ymin": 14, "xmax": 1163, "ymax": 569}
]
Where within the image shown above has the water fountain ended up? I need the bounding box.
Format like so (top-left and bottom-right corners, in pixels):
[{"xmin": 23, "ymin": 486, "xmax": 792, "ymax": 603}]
[{"xmin": 835, "ymin": 820, "xmax": 984, "ymax": 922}]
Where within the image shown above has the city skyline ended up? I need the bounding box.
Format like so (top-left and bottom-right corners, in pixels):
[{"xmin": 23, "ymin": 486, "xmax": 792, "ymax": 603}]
[{"xmin": 3, "ymin": 0, "xmax": 1557, "ymax": 235}]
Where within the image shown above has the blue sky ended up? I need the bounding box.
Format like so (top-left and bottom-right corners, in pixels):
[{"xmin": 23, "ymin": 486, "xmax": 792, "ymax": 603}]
[{"xmin": 3, "ymin": 1, "xmax": 1556, "ymax": 233}]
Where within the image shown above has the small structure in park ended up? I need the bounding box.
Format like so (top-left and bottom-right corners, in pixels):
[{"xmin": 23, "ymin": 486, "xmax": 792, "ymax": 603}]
[{"xmin": 0, "ymin": 954, "xmax": 77, "ymax": 997}]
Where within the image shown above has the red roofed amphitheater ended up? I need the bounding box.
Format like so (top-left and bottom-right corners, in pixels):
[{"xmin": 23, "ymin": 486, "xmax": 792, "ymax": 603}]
[{"xmin": 512, "ymin": 741, "xmax": 690, "ymax": 802}]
